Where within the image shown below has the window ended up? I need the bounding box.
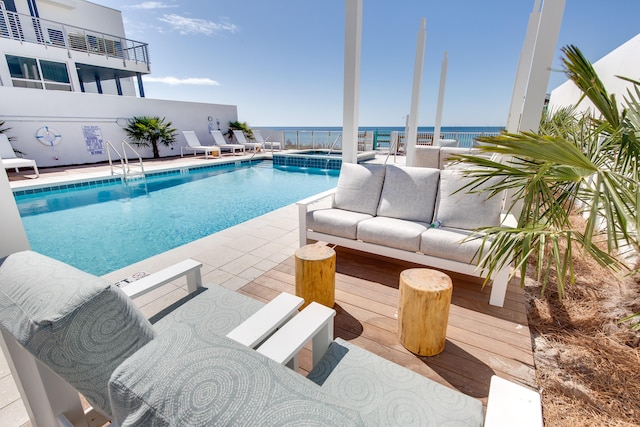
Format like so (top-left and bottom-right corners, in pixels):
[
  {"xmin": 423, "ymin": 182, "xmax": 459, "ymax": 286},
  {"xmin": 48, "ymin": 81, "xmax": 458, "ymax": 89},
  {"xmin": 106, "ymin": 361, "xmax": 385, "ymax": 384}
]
[{"xmin": 5, "ymin": 55, "xmax": 71, "ymax": 91}]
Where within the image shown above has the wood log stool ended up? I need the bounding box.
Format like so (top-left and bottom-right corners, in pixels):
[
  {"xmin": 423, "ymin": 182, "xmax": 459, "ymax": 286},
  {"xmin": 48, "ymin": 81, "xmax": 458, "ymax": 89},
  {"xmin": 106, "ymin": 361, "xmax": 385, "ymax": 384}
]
[
  {"xmin": 397, "ymin": 268, "xmax": 453, "ymax": 356},
  {"xmin": 294, "ymin": 244, "xmax": 336, "ymax": 309}
]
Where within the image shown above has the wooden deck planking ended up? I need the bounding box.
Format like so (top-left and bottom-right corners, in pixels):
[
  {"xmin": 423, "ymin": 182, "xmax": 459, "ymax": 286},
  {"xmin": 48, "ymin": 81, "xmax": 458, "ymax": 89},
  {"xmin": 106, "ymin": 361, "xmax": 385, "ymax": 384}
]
[{"xmin": 239, "ymin": 245, "xmax": 536, "ymax": 406}]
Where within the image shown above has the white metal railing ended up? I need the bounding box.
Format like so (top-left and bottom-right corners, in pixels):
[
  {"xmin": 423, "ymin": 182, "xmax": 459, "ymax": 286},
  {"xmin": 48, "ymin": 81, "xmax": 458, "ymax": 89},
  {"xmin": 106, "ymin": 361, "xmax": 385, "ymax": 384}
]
[
  {"xmin": 0, "ymin": 9, "xmax": 150, "ymax": 66},
  {"xmin": 269, "ymin": 129, "xmax": 501, "ymax": 151},
  {"xmin": 106, "ymin": 140, "xmax": 146, "ymax": 180}
]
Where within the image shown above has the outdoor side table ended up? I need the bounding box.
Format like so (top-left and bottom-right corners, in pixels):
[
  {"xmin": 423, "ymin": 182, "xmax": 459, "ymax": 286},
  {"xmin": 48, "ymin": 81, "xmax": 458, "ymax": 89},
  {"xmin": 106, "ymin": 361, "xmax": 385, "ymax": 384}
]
[
  {"xmin": 294, "ymin": 244, "xmax": 336, "ymax": 309},
  {"xmin": 397, "ymin": 268, "xmax": 452, "ymax": 356}
]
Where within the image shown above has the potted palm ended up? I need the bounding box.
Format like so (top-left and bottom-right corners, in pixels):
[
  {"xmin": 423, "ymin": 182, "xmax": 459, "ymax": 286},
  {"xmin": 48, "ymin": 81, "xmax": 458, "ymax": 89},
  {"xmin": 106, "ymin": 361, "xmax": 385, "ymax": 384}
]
[
  {"xmin": 225, "ymin": 120, "xmax": 253, "ymax": 141},
  {"xmin": 452, "ymin": 45, "xmax": 639, "ymax": 307},
  {"xmin": 124, "ymin": 116, "xmax": 177, "ymax": 158}
]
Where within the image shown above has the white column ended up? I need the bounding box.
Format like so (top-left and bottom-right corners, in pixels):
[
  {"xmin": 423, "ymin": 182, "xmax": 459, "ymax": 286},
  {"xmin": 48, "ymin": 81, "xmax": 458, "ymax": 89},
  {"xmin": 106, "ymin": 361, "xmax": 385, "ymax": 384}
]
[
  {"xmin": 433, "ymin": 51, "xmax": 448, "ymax": 145},
  {"xmin": 0, "ymin": 167, "xmax": 29, "ymax": 257},
  {"xmin": 405, "ymin": 18, "xmax": 427, "ymax": 167},
  {"xmin": 342, "ymin": 0, "xmax": 363, "ymax": 164},
  {"xmin": 515, "ymin": 0, "xmax": 566, "ymax": 133},
  {"xmin": 506, "ymin": 0, "xmax": 541, "ymax": 133}
]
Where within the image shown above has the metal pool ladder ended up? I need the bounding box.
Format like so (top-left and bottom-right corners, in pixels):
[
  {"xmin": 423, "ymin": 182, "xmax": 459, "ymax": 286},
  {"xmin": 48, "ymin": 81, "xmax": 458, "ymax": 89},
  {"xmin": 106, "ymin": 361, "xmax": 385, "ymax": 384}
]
[{"xmin": 106, "ymin": 140, "xmax": 149, "ymax": 195}]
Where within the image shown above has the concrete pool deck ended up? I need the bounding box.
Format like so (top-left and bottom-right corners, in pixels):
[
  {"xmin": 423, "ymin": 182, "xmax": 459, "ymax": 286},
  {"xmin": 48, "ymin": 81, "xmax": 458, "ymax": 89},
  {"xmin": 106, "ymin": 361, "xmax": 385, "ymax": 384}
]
[{"xmin": 1, "ymin": 152, "xmax": 408, "ymax": 426}]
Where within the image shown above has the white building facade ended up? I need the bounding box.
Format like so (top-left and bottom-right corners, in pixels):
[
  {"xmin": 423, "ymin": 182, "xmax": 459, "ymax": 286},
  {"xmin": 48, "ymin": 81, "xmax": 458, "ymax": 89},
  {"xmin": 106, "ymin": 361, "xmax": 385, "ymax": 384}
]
[
  {"xmin": 0, "ymin": 0, "xmax": 237, "ymax": 167},
  {"xmin": 548, "ymin": 33, "xmax": 640, "ymax": 115}
]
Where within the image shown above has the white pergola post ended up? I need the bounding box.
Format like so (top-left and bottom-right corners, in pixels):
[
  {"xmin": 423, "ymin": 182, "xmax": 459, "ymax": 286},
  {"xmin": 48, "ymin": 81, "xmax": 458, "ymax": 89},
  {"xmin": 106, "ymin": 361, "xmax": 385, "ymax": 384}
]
[
  {"xmin": 405, "ymin": 18, "xmax": 427, "ymax": 167},
  {"xmin": 342, "ymin": 0, "xmax": 363, "ymax": 164},
  {"xmin": 508, "ymin": 0, "xmax": 566, "ymax": 133},
  {"xmin": 432, "ymin": 51, "xmax": 448, "ymax": 146},
  {"xmin": 506, "ymin": 0, "xmax": 541, "ymax": 133}
]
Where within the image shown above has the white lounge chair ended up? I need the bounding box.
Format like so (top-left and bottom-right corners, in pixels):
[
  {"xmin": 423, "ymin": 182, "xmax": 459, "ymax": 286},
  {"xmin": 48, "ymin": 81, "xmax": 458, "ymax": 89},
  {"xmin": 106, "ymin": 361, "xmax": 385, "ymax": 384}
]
[
  {"xmin": 180, "ymin": 131, "xmax": 221, "ymax": 159},
  {"xmin": 0, "ymin": 134, "xmax": 39, "ymax": 177},
  {"xmin": 210, "ymin": 130, "xmax": 245, "ymax": 155},
  {"xmin": 253, "ymin": 129, "xmax": 282, "ymax": 151},
  {"xmin": 232, "ymin": 130, "xmax": 262, "ymax": 153}
]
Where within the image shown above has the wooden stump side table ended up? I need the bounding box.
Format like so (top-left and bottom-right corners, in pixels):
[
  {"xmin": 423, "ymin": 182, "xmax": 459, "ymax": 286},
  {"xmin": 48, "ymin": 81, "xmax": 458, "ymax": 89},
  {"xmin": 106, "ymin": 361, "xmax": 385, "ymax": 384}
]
[
  {"xmin": 294, "ymin": 244, "xmax": 336, "ymax": 309},
  {"xmin": 397, "ymin": 268, "xmax": 453, "ymax": 356}
]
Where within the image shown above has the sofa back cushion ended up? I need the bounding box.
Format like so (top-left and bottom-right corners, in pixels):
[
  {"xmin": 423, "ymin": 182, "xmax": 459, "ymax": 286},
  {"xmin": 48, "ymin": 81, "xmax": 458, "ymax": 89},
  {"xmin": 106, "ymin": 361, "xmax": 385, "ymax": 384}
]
[
  {"xmin": 333, "ymin": 163, "xmax": 386, "ymax": 215},
  {"xmin": 435, "ymin": 169, "xmax": 503, "ymax": 230},
  {"xmin": 0, "ymin": 250, "xmax": 156, "ymax": 417},
  {"xmin": 413, "ymin": 146, "xmax": 441, "ymax": 169},
  {"xmin": 377, "ymin": 165, "xmax": 440, "ymax": 223}
]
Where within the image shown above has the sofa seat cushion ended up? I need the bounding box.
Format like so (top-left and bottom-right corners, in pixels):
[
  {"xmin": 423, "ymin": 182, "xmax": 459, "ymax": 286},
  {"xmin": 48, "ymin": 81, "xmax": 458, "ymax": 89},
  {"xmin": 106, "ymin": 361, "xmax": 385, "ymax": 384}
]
[
  {"xmin": 435, "ymin": 169, "xmax": 502, "ymax": 230},
  {"xmin": 153, "ymin": 284, "xmax": 265, "ymax": 336},
  {"xmin": 333, "ymin": 163, "xmax": 386, "ymax": 215},
  {"xmin": 0, "ymin": 250, "xmax": 155, "ymax": 417},
  {"xmin": 377, "ymin": 165, "xmax": 440, "ymax": 223},
  {"xmin": 308, "ymin": 208, "xmax": 373, "ymax": 240},
  {"xmin": 109, "ymin": 324, "xmax": 364, "ymax": 426},
  {"xmin": 420, "ymin": 227, "xmax": 490, "ymax": 265},
  {"xmin": 308, "ymin": 338, "xmax": 484, "ymax": 426},
  {"xmin": 357, "ymin": 217, "xmax": 429, "ymax": 252}
]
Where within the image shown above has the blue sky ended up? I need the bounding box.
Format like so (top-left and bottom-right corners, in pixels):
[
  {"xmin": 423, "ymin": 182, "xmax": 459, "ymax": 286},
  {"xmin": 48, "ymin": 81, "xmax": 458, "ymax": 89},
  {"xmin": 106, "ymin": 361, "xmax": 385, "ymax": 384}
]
[{"xmin": 96, "ymin": 0, "xmax": 640, "ymax": 128}]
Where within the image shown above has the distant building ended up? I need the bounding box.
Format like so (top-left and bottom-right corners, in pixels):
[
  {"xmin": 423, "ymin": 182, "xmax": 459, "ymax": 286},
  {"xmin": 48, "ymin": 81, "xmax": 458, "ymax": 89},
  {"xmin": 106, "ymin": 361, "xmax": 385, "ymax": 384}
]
[
  {"xmin": 548, "ymin": 33, "xmax": 640, "ymax": 115},
  {"xmin": 0, "ymin": 0, "xmax": 149, "ymax": 96}
]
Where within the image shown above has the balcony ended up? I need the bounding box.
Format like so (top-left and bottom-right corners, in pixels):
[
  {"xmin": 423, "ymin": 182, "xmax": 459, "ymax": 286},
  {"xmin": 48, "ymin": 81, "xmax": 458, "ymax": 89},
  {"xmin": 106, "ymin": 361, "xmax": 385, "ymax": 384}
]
[{"xmin": 0, "ymin": 9, "xmax": 149, "ymax": 69}]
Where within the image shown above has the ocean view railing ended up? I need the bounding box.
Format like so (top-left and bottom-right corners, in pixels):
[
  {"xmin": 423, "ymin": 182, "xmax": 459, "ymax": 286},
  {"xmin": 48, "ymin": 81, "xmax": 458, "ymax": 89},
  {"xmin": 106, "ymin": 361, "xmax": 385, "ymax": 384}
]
[
  {"xmin": 0, "ymin": 9, "xmax": 149, "ymax": 66},
  {"xmin": 273, "ymin": 129, "xmax": 502, "ymax": 151}
]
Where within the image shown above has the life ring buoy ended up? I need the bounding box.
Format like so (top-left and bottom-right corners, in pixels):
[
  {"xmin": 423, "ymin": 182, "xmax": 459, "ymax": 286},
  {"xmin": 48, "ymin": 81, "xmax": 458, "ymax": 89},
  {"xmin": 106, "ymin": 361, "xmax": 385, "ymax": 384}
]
[{"xmin": 36, "ymin": 126, "xmax": 62, "ymax": 146}]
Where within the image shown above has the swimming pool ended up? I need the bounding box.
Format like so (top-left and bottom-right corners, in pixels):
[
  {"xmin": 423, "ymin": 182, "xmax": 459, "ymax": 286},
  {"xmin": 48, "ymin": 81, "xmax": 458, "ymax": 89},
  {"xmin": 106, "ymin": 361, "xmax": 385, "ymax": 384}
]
[{"xmin": 15, "ymin": 161, "xmax": 339, "ymax": 276}]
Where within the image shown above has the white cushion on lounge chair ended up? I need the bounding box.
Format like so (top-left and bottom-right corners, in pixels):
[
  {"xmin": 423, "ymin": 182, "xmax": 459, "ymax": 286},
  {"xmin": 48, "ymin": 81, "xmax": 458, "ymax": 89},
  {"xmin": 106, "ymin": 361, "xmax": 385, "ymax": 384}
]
[
  {"xmin": 0, "ymin": 134, "xmax": 39, "ymax": 176},
  {"xmin": 232, "ymin": 130, "xmax": 261, "ymax": 152},
  {"xmin": 180, "ymin": 131, "xmax": 220, "ymax": 159},
  {"xmin": 210, "ymin": 130, "xmax": 245, "ymax": 155},
  {"xmin": 253, "ymin": 129, "xmax": 282, "ymax": 151},
  {"xmin": 333, "ymin": 163, "xmax": 386, "ymax": 216}
]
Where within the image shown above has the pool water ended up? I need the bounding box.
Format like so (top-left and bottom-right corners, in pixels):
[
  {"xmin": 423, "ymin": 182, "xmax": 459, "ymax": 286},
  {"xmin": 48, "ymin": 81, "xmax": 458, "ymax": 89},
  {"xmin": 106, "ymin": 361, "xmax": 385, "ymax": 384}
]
[{"xmin": 15, "ymin": 162, "xmax": 339, "ymax": 276}]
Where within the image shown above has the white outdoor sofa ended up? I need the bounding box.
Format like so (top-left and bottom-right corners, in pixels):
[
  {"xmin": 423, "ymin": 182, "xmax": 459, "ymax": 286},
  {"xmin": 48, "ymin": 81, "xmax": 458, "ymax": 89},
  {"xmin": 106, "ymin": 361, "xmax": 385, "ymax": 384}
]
[{"xmin": 297, "ymin": 161, "xmax": 515, "ymax": 307}]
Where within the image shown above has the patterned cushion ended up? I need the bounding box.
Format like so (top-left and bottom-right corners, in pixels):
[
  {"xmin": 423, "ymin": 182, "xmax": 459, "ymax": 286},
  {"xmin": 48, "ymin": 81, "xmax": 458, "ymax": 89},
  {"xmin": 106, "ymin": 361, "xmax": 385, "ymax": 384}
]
[
  {"xmin": 153, "ymin": 284, "xmax": 265, "ymax": 336},
  {"xmin": 377, "ymin": 165, "xmax": 439, "ymax": 222},
  {"xmin": 308, "ymin": 338, "xmax": 484, "ymax": 426},
  {"xmin": 0, "ymin": 251, "xmax": 155, "ymax": 416},
  {"xmin": 435, "ymin": 169, "xmax": 503, "ymax": 230},
  {"xmin": 109, "ymin": 324, "xmax": 364, "ymax": 426},
  {"xmin": 333, "ymin": 163, "xmax": 386, "ymax": 215}
]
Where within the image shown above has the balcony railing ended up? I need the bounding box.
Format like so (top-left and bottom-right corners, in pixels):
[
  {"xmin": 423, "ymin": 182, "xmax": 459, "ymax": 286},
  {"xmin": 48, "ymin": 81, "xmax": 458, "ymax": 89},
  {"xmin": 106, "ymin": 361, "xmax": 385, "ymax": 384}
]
[{"xmin": 0, "ymin": 9, "xmax": 149, "ymax": 67}]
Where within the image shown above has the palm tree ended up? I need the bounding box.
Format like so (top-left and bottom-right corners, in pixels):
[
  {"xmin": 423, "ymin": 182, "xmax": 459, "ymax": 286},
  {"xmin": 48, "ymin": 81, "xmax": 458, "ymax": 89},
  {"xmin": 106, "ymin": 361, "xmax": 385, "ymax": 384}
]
[
  {"xmin": 124, "ymin": 116, "xmax": 177, "ymax": 158},
  {"xmin": 225, "ymin": 120, "xmax": 253, "ymax": 141},
  {"xmin": 452, "ymin": 45, "xmax": 639, "ymax": 302}
]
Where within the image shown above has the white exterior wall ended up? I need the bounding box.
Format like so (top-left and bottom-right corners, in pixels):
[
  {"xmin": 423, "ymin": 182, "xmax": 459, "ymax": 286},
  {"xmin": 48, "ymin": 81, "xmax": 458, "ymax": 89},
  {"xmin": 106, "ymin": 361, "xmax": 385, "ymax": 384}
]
[
  {"xmin": 0, "ymin": 86, "xmax": 238, "ymax": 167},
  {"xmin": 548, "ymin": 33, "xmax": 640, "ymax": 114}
]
